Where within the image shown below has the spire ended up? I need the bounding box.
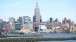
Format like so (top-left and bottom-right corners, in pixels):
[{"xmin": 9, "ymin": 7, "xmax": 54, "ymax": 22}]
[{"xmin": 36, "ymin": 0, "xmax": 38, "ymax": 7}]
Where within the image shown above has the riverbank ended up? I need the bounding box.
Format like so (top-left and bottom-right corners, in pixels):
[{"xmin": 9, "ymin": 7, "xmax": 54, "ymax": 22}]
[{"xmin": 0, "ymin": 37, "xmax": 76, "ymax": 42}]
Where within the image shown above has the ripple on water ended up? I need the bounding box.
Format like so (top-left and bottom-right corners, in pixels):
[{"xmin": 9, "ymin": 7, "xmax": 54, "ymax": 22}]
[
  {"xmin": 42, "ymin": 33, "xmax": 76, "ymax": 38},
  {"xmin": 37, "ymin": 40, "xmax": 76, "ymax": 42}
]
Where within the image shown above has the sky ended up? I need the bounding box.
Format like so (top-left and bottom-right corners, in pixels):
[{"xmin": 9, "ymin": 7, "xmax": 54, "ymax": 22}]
[{"xmin": 0, "ymin": 0, "xmax": 76, "ymax": 23}]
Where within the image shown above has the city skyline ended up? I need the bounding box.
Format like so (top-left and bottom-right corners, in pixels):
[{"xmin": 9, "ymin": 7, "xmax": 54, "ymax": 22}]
[{"xmin": 0, "ymin": 0, "xmax": 76, "ymax": 23}]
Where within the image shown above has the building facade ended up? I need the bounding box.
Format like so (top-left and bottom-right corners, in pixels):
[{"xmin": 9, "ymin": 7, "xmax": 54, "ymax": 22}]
[
  {"xmin": 20, "ymin": 16, "xmax": 33, "ymax": 33},
  {"xmin": 7, "ymin": 17, "xmax": 15, "ymax": 33},
  {"xmin": 33, "ymin": 2, "xmax": 42, "ymax": 32}
]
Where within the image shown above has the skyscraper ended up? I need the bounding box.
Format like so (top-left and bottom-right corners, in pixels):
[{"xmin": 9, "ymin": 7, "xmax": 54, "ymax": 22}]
[
  {"xmin": 50, "ymin": 18, "xmax": 53, "ymax": 23},
  {"xmin": 17, "ymin": 17, "xmax": 23, "ymax": 29},
  {"xmin": 22, "ymin": 16, "xmax": 32, "ymax": 29},
  {"xmin": 33, "ymin": 1, "xmax": 42, "ymax": 32},
  {"xmin": 20, "ymin": 16, "xmax": 33, "ymax": 33},
  {"xmin": 7, "ymin": 17, "xmax": 15, "ymax": 32},
  {"xmin": 9, "ymin": 17, "xmax": 15, "ymax": 23},
  {"xmin": 17, "ymin": 17, "xmax": 22, "ymax": 24},
  {"xmin": 54, "ymin": 18, "xmax": 58, "ymax": 22},
  {"xmin": 33, "ymin": 1, "xmax": 42, "ymax": 23},
  {"xmin": 0, "ymin": 19, "xmax": 3, "ymax": 29}
]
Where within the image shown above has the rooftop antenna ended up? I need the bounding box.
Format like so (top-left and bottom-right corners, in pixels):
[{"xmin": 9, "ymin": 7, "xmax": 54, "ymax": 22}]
[
  {"xmin": 37, "ymin": 0, "xmax": 38, "ymax": 3},
  {"xmin": 36, "ymin": 0, "xmax": 38, "ymax": 7}
]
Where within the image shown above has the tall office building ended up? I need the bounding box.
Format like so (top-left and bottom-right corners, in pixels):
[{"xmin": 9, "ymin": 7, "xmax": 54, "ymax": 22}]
[
  {"xmin": 0, "ymin": 19, "xmax": 6, "ymax": 29},
  {"xmin": 54, "ymin": 18, "xmax": 58, "ymax": 22},
  {"xmin": 50, "ymin": 18, "xmax": 53, "ymax": 23},
  {"xmin": 62, "ymin": 17, "xmax": 67, "ymax": 24},
  {"xmin": 22, "ymin": 16, "xmax": 32, "ymax": 29},
  {"xmin": 17, "ymin": 17, "xmax": 22, "ymax": 24},
  {"xmin": 0, "ymin": 19, "xmax": 7, "ymax": 35},
  {"xmin": 0, "ymin": 19, "xmax": 3, "ymax": 29},
  {"xmin": 16, "ymin": 17, "xmax": 23, "ymax": 29},
  {"xmin": 0, "ymin": 19, "xmax": 3, "ymax": 23},
  {"xmin": 33, "ymin": 1, "xmax": 42, "ymax": 32},
  {"xmin": 7, "ymin": 17, "xmax": 15, "ymax": 32},
  {"xmin": 9, "ymin": 17, "xmax": 15, "ymax": 23},
  {"xmin": 20, "ymin": 16, "xmax": 33, "ymax": 33},
  {"xmin": 33, "ymin": 1, "xmax": 42, "ymax": 23}
]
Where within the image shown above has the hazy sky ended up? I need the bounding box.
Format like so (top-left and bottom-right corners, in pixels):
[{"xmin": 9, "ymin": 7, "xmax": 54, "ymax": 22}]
[{"xmin": 0, "ymin": 0, "xmax": 76, "ymax": 23}]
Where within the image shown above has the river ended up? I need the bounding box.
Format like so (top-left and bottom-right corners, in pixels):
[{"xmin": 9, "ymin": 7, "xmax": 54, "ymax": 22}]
[
  {"xmin": 38, "ymin": 33, "xmax": 76, "ymax": 42},
  {"xmin": 38, "ymin": 40, "xmax": 76, "ymax": 42},
  {"xmin": 1, "ymin": 33, "xmax": 76, "ymax": 42},
  {"xmin": 6, "ymin": 33, "xmax": 76, "ymax": 38}
]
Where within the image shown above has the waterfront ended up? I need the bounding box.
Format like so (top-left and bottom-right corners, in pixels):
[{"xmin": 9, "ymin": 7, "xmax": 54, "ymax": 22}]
[
  {"xmin": 6, "ymin": 33, "xmax": 76, "ymax": 38},
  {"xmin": 0, "ymin": 33, "xmax": 76, "ymax": 42}
]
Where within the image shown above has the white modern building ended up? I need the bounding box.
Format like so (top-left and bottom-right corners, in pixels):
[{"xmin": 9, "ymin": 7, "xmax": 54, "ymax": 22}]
[{"xmin": 39, "ymin": 25, "xmax": 47, "ymax": 32}]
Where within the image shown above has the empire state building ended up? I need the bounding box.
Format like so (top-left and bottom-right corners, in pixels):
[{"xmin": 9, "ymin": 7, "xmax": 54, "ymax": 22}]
[{"xmin": 33, "ymin": 2, "xmax": 42, "ymax": 23}]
